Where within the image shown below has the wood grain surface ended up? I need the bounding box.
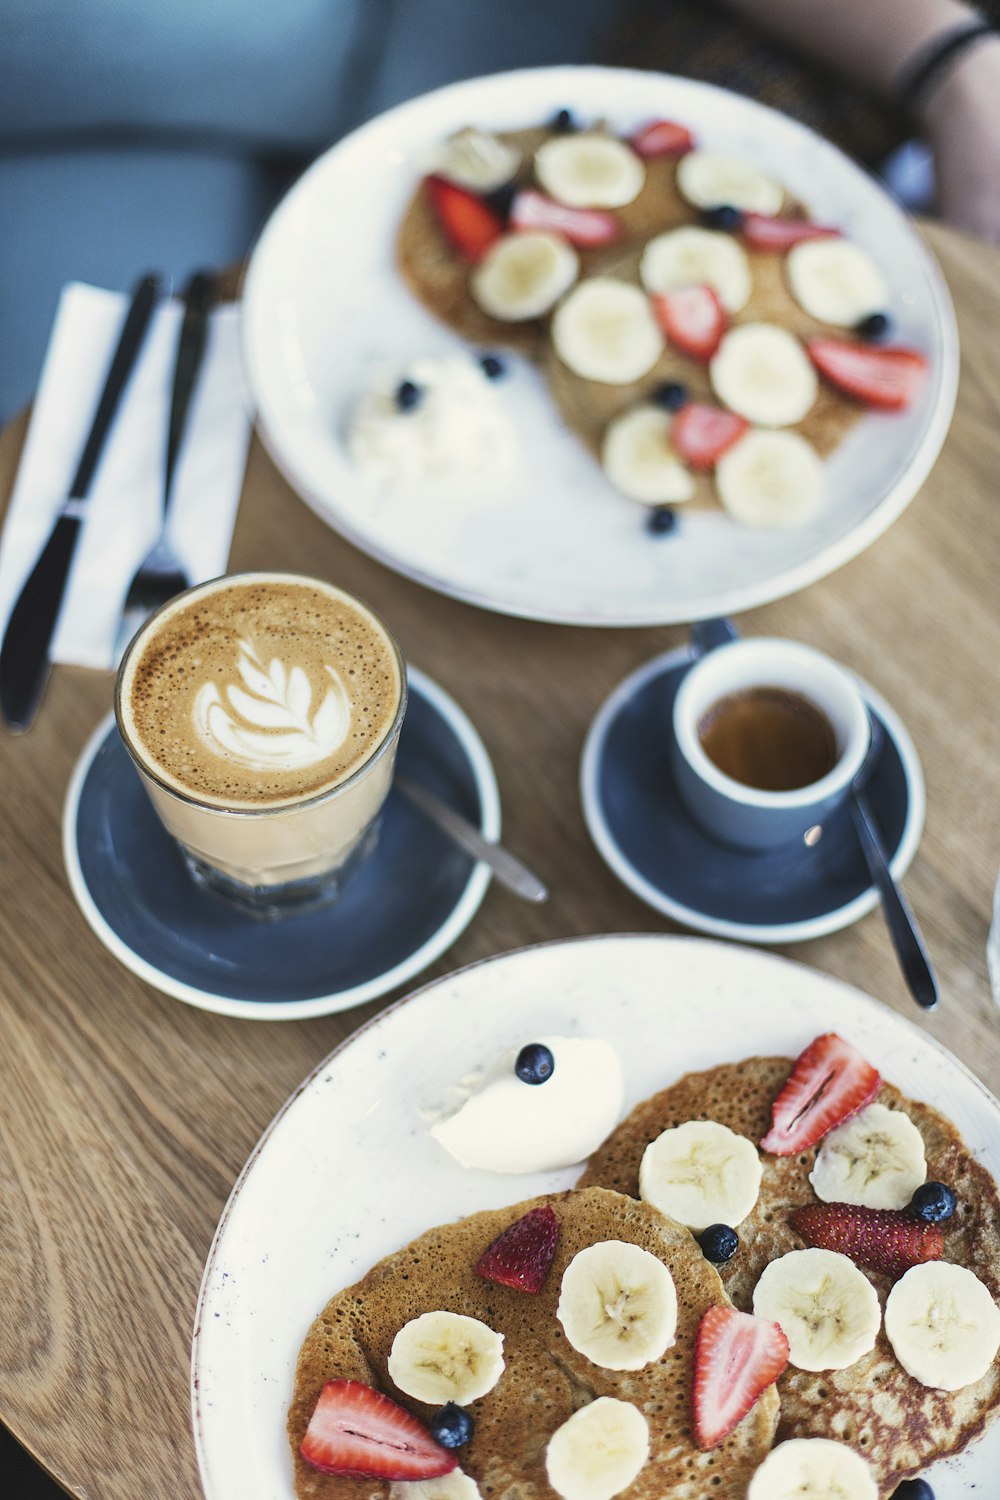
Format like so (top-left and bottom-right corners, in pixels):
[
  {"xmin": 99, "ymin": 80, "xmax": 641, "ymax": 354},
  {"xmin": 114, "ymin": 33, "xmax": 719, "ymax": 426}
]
[{"xmin": 0, "ymin": 220, "xmax": 998, "ymax": 1499}]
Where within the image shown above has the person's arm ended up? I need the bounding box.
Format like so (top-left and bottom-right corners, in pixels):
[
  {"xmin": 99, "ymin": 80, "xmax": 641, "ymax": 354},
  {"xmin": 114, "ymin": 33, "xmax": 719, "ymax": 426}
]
[{"xmin": 724, "ymin": 0, "xmax": 1000, "ymax": 243}]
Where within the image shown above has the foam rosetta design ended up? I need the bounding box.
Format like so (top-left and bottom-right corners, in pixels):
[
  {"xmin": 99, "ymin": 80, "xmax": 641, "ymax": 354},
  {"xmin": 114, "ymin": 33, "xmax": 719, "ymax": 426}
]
[{"xmin": 193, "ymin": 640, "xmax": 353, "ymax": 772}]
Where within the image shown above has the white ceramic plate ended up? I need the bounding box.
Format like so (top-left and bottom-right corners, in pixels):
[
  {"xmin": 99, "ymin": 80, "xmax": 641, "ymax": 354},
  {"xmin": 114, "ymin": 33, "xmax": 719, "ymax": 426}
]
[
  {"xmin": 242, "ymin": 65, "xmax": 958, "ymax": 627},
  {"xmin": 192, "ymin": 934, "xmax": 1000, "ymax": 1497}
]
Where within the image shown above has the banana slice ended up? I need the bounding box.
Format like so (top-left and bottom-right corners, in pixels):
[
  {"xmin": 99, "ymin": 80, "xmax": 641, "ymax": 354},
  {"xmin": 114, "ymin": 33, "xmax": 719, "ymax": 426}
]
[
  {"xmin": 676, "ymin": 150, "xmax": 783, "ymax": 215},
  {"xmin": 884, "ymin": 1262, "xmax": 1000, "ymax": 1391},
  {"xmin": 786, "ymin": 239, "xmax": 888, "ymax": 327},
  {"xmin": 601, "ymin": 406, "xmax": 695, "ymax": 505},
  {"xmin": 471, "ymin": 231, "xmax": 579, "ymax": 322},
  {"xmin": 427, "ymin": 129, "xmax": 522, "ymax": 193},
  {"xmin": 391, "ymin": 1473, "xmax": 482, "ymax": 1500},
  {"xmin": 387, "ymin": 1310, "xmax": 505, "ymax": 1404},
  {"xmin": 747, "ymin": 1438, "xmax": 878, "ymax": 1500},
  {"xmin": 551, "ymin": 278, "xmax": 664, "ymax": 384},
  {"xmin": 546, "ymin": 1397, "xmax": 649, "ymax": 1500},
  {"xmin": 709, "ymin": 323, "xmax": 817, "ymax": 427},
  {"xmin": 715, "ymin": 429, "xmax": 823, "ymax": 529},
  {"xmin": 639, "ymin": 226, "xmax": 752, "ymax": 313},
  {"xmin": 752, "ymin": 1248, "xmax": 881, "ymax": 1371},
  {"xmin": 639, "ymin": 1120, "xmax": 762, "ymax": 1231},
  {"xmin": 809, "ymin": 1103, "xmax": 927, "ymax": 1211},
  {"xmin": 534, "ymin": 134, "xmax": 645, "ymax": 209},
  {"xmin": 556, "ymin": 1239, "xmax": 677, "ymax": 1370}
]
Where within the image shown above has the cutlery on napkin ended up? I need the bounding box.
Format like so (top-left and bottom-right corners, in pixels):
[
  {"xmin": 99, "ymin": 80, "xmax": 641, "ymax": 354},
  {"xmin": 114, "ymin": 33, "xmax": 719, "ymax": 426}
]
[{"xmin": 0, "ymin": 278, "xmax": 253, "ymax": 718}]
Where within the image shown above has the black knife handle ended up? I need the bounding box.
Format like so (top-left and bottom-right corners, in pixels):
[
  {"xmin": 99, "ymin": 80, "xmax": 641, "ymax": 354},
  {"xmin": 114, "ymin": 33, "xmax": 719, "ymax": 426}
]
[
  {"xmin": 68, "ymin": 272, "xmax": 163, "ymax": 501},
  {"xmin": 0, "ymin": 515, "xmax": 81, "ymax": 730},
  {"xmin": 163, "ymin": 270, "xmax": 215, "ymax": 512},
  {"xmin": 850, "ymin": 791, "xmax": 940, "ymax": 1009}
]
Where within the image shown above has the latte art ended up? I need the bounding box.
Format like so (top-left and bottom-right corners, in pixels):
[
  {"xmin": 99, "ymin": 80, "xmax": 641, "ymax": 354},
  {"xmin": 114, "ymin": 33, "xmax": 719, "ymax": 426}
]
[{"xmin": 193, "ymin": 641, "xmax": 353, "ymax": 772}]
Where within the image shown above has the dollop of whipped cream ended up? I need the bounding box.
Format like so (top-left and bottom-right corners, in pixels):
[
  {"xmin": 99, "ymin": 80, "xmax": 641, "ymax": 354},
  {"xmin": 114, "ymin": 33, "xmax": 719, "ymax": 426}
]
[
  {"xmin": 193, "ymin": 639, "xmax": 352, "ymax": 771},
  {"xmin": 430, "ymin": 1036, "xmax": 624, "ymax": 1174},
  {"xmin": 347, "ymin": 355, "xmax": 517, "ymax": 487}
]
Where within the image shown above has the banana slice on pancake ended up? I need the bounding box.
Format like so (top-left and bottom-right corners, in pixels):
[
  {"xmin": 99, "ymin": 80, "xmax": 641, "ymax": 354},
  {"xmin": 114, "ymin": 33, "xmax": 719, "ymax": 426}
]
[
  {"xmin": 639, "ymin": 226, "xmax": 752, "ymax": 313},
  {"xmin": 391, "ymin": 1473, "xmax": 482, "ymax": 1500},
  {"xmin": 715, "ymin": 429, "xmax": 823, "ymax": 529},
  {"xmin": 471, "ymin": 231, "xmax": 579, "ymax": 321},
  {"xmin": 809, "ymin": 1102, "xmax": 927, "ymax": 1211},
  {"xmin": 676, "ymin": 150, "xmax": 783, "ymax": 215},
  {"xmin": 545, "ymin": 1396, "xmax": 650, "ymax": 1500},
  {"xmin": 639, "ymin": 1120, "xmax": 762, "ymax": 1231},
  {"xmin": 747, "ymin": 1438, "xmax": 878, "ymax": 1500},
  {"xmin": 752, "ymin": 1248, "xmax": 881, "ymax": 1371},
  {"xmin": 427, "ymin": 130, "xmax": 522, "ymax": 193},
  {"xmin": 601, "ymin": 406, "xmax": 695, "ymax": 505},
  {"xmin": 885, "ymin": 1262, "xmax": 1000, "ymax": 1391},
  {"xmin": 552, "ymin": 278, "xmax": 664, "ymax": 384},
  {"xmin": 387, "ymin": 1310, "xmax": 505, "ymax": 1404},
  {"xmin": 786, "ymin": 239, "xmax": 888, "ymax": 327},
  {"xmin": 556, "ymin": 1239, "xmax": 677, "ymax": 1370},
  {"xmin": 710, "ymin": 323, "xmax": 817, "ymax": 427},
  {"xmin": 534, "ymin": 134, "xmax": 645, "ymax": 208}
]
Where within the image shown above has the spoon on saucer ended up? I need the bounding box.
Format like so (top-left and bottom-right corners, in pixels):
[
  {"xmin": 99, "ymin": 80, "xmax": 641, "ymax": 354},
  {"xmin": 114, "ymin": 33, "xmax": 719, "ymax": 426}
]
[
  {"xmin": 850, "ymin": 715, "xmax": 938, "ymax": 1010},
  {"xmin": 396, "ymin": 775, "xmax": 549, "ymax": 904}
]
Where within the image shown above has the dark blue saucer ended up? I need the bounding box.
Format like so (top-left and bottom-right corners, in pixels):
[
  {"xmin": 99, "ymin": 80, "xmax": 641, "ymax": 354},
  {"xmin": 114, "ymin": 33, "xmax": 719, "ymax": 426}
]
[
  {"xmin": 63, "ymin": 669, "xmax": 498, "ymax": 1018},
  {"xmin": 581, "ymin": 647, "xmax": 924, "ymax": 944}
]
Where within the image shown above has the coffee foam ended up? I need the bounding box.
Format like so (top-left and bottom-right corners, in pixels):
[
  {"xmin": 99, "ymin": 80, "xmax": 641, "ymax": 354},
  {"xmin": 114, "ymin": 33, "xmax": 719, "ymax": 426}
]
[{"xmin": 119, "ymin": 575, "xmax": 402, "ymax": 808}]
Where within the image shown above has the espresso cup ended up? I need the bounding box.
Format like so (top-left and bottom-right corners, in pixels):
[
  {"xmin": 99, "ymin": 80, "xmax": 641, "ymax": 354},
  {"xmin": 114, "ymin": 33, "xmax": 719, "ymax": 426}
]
[
  {"xmin": 115, "ymin": 571, "xmax": 407, "ymax": 918},
  {"xmin": 672, "ymin": 636, "xmax": 870, "ymax": 852}
]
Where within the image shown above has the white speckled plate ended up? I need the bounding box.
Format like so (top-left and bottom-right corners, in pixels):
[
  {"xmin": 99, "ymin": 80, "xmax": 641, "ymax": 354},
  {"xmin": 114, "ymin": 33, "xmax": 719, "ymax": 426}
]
[
  {"xmin": 242, "ymin": 65, "xmax": 958, "ymax": 626},
  {"xmin": 192, "ymin": 934, "xmax": 1000, "ymax": 1498}
]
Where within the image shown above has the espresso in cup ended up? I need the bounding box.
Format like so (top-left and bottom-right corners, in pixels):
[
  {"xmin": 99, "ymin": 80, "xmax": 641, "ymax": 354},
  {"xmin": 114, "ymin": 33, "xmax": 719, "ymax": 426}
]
[
  {"xmin": 698, "ymin": 686, "xmax": 838, "ymax": 793},
  {"xmin": 116, "ymin": 573, "xmax": 406, "ymax": 915}
]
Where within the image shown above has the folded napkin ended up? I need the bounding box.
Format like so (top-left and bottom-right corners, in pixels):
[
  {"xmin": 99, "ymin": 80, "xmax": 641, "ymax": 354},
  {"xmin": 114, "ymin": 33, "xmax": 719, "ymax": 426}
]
[{"xmin": 0, "ymin": 281, "xmax": 252, "ymax": 671}]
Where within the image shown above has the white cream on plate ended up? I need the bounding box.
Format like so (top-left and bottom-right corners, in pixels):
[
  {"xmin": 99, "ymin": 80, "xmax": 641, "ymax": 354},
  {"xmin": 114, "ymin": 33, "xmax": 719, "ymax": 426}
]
[
  {"xmin": 430, "ymin": 1036, "xmax": 623, "ymax": 1173},
  {"xmin": 347, "ymin": 355, "xmax": 517, "ymax": 487}
]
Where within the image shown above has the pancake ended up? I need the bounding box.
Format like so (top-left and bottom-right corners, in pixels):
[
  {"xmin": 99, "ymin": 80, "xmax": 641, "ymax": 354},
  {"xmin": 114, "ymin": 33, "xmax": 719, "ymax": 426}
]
[
  {"xmin": 288, "ymin": 1186, "xmax": 779, "ymax": 1500},
  {"xmin": 579, "ymin": 1059, "xmax": 1000, "ymax": 1495},
  {"xmin": 395, "ymin": 126, "xmax": 864, "ymax": 514}
]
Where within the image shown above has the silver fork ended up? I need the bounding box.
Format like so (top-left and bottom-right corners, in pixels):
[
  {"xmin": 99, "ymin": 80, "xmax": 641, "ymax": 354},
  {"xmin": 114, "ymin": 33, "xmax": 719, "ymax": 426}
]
[{"xmin": 115, "ymin": 270, "xmax": 215, "ymax": 659}]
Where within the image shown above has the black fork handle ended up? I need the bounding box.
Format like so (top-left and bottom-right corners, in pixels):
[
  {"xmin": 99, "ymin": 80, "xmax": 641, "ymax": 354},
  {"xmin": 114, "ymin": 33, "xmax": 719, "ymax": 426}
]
[{"xmin": 163, "ymin": 271, "xmax": 216, "ymax": 514}]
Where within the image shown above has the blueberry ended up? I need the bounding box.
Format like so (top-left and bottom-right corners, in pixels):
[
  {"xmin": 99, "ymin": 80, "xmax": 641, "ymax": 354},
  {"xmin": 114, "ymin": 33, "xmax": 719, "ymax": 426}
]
[
  {"xmin": 703, "ymin": 204, "xmax": 744, "ymax": 232},
  {"xmin": 857, "ymin": 311, "xmax": 892, "ymax": 340},
  {"xmin": 650, "ymin": 381, "xmax": 688, "ymax": 412},
  {"xmin": 429, "ymin": 1404, "xmax": 474, "ymax": 1449},
  {"xmin": 891, "ymin": 1480, "xmax": 934, "ymax": 1499},
  {"xmin": 646, "ymin": 505, "xmax": 678, "ymax": 536},
  {"xmin": 909, "ymin": 1181, "xmax": 956, "ymax": 1223},
  {"xmin": 395, "ymin": 379, "xmax": 421, "ymax": 411},
  {"xmin": 480, "ymin": 353, "xmax": 505, "ymax": 380},
  {"xmin": 696, "ymin": 1224, "xmax": 740, "ymax": 1263},
  {"xmin": 552, "ymin": 108, "xmax": 575, "ymax": 133},
  {"xmin": 515, "ymin": 1043, "xmax": 555, "ymax": 1085},
  {"xmin": 486, "ymin": 181, "xmax": 517, "ymax": 221}
]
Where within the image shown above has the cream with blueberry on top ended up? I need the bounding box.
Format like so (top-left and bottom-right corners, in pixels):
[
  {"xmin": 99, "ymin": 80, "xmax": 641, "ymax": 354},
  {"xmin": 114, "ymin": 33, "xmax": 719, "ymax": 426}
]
[
  {"xmin": 430, "ymin": 1037, "xmax": 624, "ymax": 1174},
  {"xmin": 396, "ymin": 106, "xmax": 931, "ymax": 539}
]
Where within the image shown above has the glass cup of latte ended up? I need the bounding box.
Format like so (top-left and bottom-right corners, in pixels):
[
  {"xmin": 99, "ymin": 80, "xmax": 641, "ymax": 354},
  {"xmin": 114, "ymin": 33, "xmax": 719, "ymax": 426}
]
[{"xmin": 115, "ymin": 572, "xmax": 407, "ymax": 918}]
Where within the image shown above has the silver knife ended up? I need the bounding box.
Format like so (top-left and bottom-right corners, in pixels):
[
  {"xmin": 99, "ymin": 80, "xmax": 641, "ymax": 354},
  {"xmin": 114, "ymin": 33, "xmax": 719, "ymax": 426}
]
[{"xmin": 0, "ymin": 272, "xmax": 164, "ymax": 732}]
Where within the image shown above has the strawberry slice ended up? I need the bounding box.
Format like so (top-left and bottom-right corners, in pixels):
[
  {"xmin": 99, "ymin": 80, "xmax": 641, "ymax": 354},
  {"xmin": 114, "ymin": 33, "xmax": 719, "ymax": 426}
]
[
  {"xmin": 300, "ymin": 1380, "xmax": 457, "ymax": 1479},
  {"xmin": 671, "ymin": 403, "xmax": 748, "ymax": 470},
  {"xmin": 806, "ymin": 338, "xmax": 929, "ymax": 411},
  {"xmin": 510, "ymin": 189, "xmax": 619, "ymax": 247},
  {"xmin": 474, "ymin": 1203, "xmax": 559, "ymax": 1293},
  {"xmin": 631, "ymin": 119, "xmax": 696, "ymax": 158},
  {"xmin": 741, "ymin": 214, "xmax": 840, "ymax": 253},
  {"xmin": 792, "ymin": 1201, "xmax": 944, "ymax": 1279},
  {"xmin": 424, "ymin": 176, "xmax": 504, "ymax": 263},
  {"xmin": 761, "ymin": 1033, "xmax": 881, "ymax": 1156},
  {"xmin": 692, "ymin": 1306, "xmax": 789, "ymax": 1450},
  {"xmin": 652, "ymin": 284, "xmax": 726, "ymax": 361}
]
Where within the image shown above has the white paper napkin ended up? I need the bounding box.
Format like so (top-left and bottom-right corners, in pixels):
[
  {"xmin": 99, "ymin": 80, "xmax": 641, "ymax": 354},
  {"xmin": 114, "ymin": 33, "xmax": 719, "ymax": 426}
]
[{"xmin": 0, "ymin": 281, "xmax": 252, "ymax": 671}]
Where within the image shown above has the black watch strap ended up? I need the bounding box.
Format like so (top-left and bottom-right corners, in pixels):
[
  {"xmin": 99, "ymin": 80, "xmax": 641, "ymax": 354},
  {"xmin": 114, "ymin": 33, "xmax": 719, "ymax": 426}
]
[{"xmin": 898, "ymin": 20, "xmax": 996, "ymax": 115}]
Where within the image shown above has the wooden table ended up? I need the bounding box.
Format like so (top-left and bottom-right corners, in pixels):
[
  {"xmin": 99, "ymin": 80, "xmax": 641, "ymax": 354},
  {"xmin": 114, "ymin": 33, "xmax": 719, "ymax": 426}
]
[{"xmin": 0, "ymin": 220, "xmax": 998, "ymax": 1498}]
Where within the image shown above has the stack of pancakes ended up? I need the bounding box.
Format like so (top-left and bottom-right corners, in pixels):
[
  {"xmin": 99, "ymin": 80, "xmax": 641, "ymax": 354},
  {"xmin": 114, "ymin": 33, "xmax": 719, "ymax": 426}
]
[
  {"xmin": 396, "ymin": 125, "xmax": 863, "ymax": 512},
  {"xmin": 289, "ymin": 1058, "xmax": 1000, "ymax": 1500}
]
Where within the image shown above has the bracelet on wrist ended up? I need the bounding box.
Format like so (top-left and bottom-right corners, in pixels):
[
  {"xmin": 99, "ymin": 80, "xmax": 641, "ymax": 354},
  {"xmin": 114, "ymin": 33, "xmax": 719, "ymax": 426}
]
[{"xmin": 897, "ymin": 20, "xmax": 996, "ymax": 116}]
